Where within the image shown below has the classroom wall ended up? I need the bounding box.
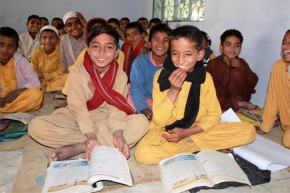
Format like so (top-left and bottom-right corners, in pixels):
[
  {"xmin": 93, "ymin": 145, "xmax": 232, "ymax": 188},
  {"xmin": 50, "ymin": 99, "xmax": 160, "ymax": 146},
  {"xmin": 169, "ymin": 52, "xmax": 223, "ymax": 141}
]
[{"xmin": 1, "ymin": 0, "xmax": 289, "ymax": 107}]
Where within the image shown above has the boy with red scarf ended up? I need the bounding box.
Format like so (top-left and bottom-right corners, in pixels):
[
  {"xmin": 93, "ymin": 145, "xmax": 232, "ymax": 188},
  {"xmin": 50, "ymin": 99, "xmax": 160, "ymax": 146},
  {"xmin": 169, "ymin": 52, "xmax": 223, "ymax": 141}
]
[
  {"xmin": 122, "ymin": 22, "xmax": 149, "ymax": 80},
  {"xmin": 28, "ymin": 24, "xmax": 149, "ymax": 161}
]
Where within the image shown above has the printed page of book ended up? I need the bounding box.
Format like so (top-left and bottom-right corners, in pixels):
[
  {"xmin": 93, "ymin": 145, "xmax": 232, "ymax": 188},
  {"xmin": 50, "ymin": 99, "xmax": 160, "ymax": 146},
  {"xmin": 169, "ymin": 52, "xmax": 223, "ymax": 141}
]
[
  {"xmin": 87, "ymin": 146, "xmax": 132, "ymax": 187},
  {"xmin": 42, "ymin": 159, "xmax": 92, "ymax": 193},
  {"xmin": 1, "ymin": 112, "xmax": 35, "ymax": 124},
  {"xmin": 197, "ymin": 150, "xmax": 251, "ymax": 186},
  {"xmin": 159, "ymin": 153, "xmax": 212, "ymax": 193},
  {"xmin": 233, "ymin": 135, "xmax": 290, "ymax": 172}
]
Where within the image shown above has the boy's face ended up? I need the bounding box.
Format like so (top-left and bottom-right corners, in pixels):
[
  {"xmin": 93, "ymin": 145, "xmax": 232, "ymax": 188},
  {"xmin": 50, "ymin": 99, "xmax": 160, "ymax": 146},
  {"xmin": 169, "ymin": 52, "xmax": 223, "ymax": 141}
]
[
  {"xmin": 40, "ymin": 31, "xmax": 59, "ymax": 53},
  {"xmin": 87, "ymin": 33, "xmax": 118, "ymax": 73},
  {"xmin": 171, "ymin": 37, "xmax": 204, "ymax": 72},
  {"xmin": 58, "ymin": 29, "xmax": 66, "ymax": 39},
  {"xmin": 51, "ymin": 19, "xmax": 62, "ymax": 27},
  {"xmin": 220, "ymin": 36, "xmax": 241, "ymax": 59},
  {"xmin": 65, "ymin": 17, "xmax": 83, "ymax": 39},
  {"xmin": 40, "ymin": 19, "xmax": 48, "ymax": 28},
  {"xmin": 125, "ymin": 28, "xmax": 142, "ymax": 47},
  {"xmin": 108, "ymin": 22, "xmax": 119, "ymax": 31},
  {"xmin": 282, "ymin": 31, "xmax": 290, "ymax": 63},
  {"xmin": 27, "ymin": 18, "xmax": 41, "ymax": 34},
  {"xmin": 150, "ymin": 31, "xmax": 169, "ymax": 58},
  {"xmin": 120, "ymin": 20, "xmax": 129, "ymax": 32},
  {"xmin": 0, "ymin": 36, "xmax": 18, "ymax": 65},
  {"xmin": 138, "ymin": 19, "xmax": 148, "ymax": 31}
]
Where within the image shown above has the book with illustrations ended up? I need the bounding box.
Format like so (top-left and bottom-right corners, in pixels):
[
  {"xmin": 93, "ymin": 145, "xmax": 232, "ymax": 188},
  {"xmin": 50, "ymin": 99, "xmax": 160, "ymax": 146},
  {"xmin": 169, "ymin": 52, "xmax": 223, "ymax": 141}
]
[
  {"xmin": 42, "ymin": 146, "xmax": 132, "ymax": 193},
  {"xmin": 158, "ymin": 150, "xmax": 251, "ymax": 193},
  {"xmin": 233, "ymin": 135, "xmax": 290, "ymax": 172}
]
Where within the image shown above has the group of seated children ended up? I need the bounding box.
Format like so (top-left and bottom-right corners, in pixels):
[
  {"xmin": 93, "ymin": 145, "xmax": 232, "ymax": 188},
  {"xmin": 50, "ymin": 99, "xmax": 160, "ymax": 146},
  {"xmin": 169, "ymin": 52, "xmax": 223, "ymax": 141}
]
[{"xmin": 1, "ymin": 11, "xmax": 289, "ymax": 166}]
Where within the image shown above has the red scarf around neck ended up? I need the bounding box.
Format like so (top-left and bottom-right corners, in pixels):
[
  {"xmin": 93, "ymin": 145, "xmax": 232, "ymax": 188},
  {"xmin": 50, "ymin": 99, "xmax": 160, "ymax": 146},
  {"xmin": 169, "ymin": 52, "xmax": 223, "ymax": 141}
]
[
  {"xmin": 123, "ymin": 40, "xmax": 143, "ymax": 77},
  {"xmin": 83, "ymin": 51, "xmax": 135, "ymax": 114}
]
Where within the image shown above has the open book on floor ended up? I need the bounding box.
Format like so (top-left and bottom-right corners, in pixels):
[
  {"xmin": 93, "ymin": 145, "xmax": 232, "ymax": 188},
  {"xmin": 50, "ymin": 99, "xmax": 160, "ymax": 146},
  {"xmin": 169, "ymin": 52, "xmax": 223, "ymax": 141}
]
[
  {"xmin": 158, "ymin": 150, "xmax": 251, "ymax": 193},
  {"xmin": 233, "ymin": 135, "xmax": 290, "ymax": 172},
  {"xmin": 42, "ymin": 146, "xmax": 132, "ymax": 193}
]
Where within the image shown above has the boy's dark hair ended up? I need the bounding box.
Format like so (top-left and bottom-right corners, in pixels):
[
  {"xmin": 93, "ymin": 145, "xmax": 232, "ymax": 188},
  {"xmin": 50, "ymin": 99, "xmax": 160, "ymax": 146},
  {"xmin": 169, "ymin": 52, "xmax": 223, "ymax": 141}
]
[
  {"xmin": 56, "ymin": 23, "xmax": 65, "ymax": 30},
  {"xmin": 0, "ymin": 27, "xmax": 19, "ymax": 48},
  {"xmin": 171, "ymin": 25, "xmax": 203, "ymax": 51},
  {"xmin": 286, "ymin": 29, "xmax": 290, "ymax": 33},
  {"xmin": 120, "ymin": 17, "xmax": 130, "ymax": 23},
  {"xmin": 52, "ymin": 17, "xmax": 63, "ymax": 24},
  {"xmin": 27, "ymin": 15, "xmax": 41, "ymax": 22},
  {"xmin": 137, "ymin": 17, "xmax": 148, "ymax": 25},
  {"xmin": 87, "ymin": 24, "xmax": 119, "ymax": 49},
  {"xmin": 108, "ymin": 18, "xmax": 120, "ymax": 26},
  {"xmin": 149, "ymin": 24, "xmax": 171, "ymax": 42},
  {"xmin": 87, "ymin": 18, "xmax": 107, "ymax": 33},
  {"xmin": 125, "ymin": 22, "xmax": 144, "ymax": 34},
  {"xmin": 149, "ymin": 18, "xmax": 162, "ymax": 26},
  {"xmin": 40, "ymin": 17, "xmax": 49, "ymax": 24},
  {"xmin": 220, "ymin": 29, "xmax": 243, "ymax": 44}
]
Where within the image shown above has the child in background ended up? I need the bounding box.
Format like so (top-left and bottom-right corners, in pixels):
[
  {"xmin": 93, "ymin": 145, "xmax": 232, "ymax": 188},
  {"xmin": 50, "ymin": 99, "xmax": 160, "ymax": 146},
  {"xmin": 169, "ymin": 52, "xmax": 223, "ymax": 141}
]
[
  {"xmin": 40, "ymin": 17, "xmax": 49, "ymax": 28},
  {"xmin": 130, "ymin": 24, "xmax": 171, "ymax": 120},
  {"xmin": 256, "ymin": 29, "xmax": 290, "ymax": 149},
  {"xmin": 51, "ymin": 17, "xmax": 64, "ymax": 27},
  {"xmin": 206, "ymin": 29, "xmax": 258, "ymax": 112},
  {"xmin": 122, "ymin": 22, "xmax": 149, "ymax": 79},
  {"xmin": 56, "ymin": 23, "xmax": 66, "ymax": 39},
  {"xmin": 18, "ymin": 15, "xmax": 41, "ymax": 62},
  {"xmin": 134, "ymin": 25, "xmax": 255, "ymax": 165},
  {"xmin": 108, "ymin": 18, "xmax": 124, "ymax": 48},
  {"xmin": 31, "ymin": 25, "xmax": 68, "ymax": 92},
  {"xmin": 0, "ymin": 27, "xmax": 42, "ymax": 114},
  {"xmin": 137, "ymin": 17, "xmax": 149, "ymax": 42},
  {"xmin": 29, "ymin": 24, "xmax": 148, "ymax": 161},
  {"xmin": 200, "ymin": 30, "xmax": 215, "ymax": 66},
  {"xmin": 149, "ymin": 18, "xmax": 162, "ymax": 30},
  {"xmin": 61, "ymin": 11, "xmax": 86, "ymax": 73},
  {"xmin": 119, "ymin": 17, "xmax": 130, "ymax": 42}
]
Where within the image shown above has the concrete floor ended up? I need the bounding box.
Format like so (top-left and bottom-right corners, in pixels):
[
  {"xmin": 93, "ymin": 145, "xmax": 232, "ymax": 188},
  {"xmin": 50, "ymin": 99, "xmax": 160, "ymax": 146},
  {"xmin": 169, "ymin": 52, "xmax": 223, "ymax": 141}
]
[{"xmin": 0, "ymin": 93, "xmax": 290, "ymax": 193}]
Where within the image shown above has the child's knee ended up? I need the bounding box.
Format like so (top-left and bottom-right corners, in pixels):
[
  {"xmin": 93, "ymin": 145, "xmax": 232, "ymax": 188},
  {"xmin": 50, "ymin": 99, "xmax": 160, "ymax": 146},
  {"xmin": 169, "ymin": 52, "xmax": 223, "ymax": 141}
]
[
  {"xmin": 134, "ymin": 145, "xmax": 156, "ymax": 165},
  {"xmin": 282, "ymin": 129, "xmax": 290, "ymax": 149}
]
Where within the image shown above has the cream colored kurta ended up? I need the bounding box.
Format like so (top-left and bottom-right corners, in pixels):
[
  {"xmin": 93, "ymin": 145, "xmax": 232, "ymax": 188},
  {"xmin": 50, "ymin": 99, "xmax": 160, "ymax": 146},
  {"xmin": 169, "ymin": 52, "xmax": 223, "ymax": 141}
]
[
  {"xmin": 28, "ymin": 63, "xmax": 148, "ymax": 148},
  {"xmin": 31, "ymin": 45, "xmax": 68, "ymax": 92},
  {"xmin": 260, "ymin": 60, "xmax": 290, "ymax": 148},
  {"xmin": 134, "ymin": 70, "xmax": 256, "ymax": 164},
  {"xmin": 18, "ymin": 32, "xmax": 41, "ymax": 61}
]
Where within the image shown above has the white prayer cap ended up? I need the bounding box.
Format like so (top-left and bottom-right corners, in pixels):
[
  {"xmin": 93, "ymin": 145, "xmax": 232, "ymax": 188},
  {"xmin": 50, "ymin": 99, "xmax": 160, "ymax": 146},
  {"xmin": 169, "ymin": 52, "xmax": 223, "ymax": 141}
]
[
  {"xmin": 40, "ymin": 25, "xmax": 59, "ymax": 37},
  {"xmin": 63, "ymin": 11, "xmax": 77, "ymax": 25}
]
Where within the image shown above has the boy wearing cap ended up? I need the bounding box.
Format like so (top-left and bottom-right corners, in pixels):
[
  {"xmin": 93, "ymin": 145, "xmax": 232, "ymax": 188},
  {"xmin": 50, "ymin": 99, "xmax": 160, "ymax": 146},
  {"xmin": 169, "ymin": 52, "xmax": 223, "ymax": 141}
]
[
  {"xmin": 31, "ymin": 26, "xmax": 68, "ymax": 92},
  {"xmin": 61, "ymin": 11, "xmax": 86, "ymax": 73},
  {"xmin": 0, "ymin": 27, "xmax": 43, "ymax": 114},
  {"xmin": 18, "ymin": 15, "xmax": 42, "ymax": 62}
]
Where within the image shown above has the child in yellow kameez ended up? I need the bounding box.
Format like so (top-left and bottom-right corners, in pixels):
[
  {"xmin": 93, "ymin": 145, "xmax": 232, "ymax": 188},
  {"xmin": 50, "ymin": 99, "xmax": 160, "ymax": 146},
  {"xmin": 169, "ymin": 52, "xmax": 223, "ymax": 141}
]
[
  {"xmin": 134, "ymin": 25, "xmax": 256, "ymax": 165},
  {"xmin": 0, "ymin": 27, "xmax": 42, "ymax": 114},
  {"xmin": 31, "ymin": 25, "xmax": 68, "ymax": 92}
]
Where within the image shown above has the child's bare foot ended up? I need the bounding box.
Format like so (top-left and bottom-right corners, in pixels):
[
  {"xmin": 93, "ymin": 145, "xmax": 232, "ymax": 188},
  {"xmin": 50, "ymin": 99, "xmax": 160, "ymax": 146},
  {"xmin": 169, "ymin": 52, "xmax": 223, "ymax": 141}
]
[{"xmin": 51, "ymin": 143, "xmax": 86, "ymax": 161}]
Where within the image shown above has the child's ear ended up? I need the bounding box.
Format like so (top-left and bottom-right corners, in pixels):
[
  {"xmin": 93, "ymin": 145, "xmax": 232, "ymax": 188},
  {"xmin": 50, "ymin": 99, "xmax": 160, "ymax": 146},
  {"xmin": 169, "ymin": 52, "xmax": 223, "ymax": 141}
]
[
  {"xmin": 197, "ymin": 49, "xmax": 205, "ymax": 61},
  {"xmin": 115, "ymin": 49, "xmax": 120, "ymax": 60},
  {"xmin": 86, "ymin": 46, "xmax": 90, "ymax": 55},
  {"xmin": 219, "ymin": 44, "xmax": 223, "ymax": 54}
]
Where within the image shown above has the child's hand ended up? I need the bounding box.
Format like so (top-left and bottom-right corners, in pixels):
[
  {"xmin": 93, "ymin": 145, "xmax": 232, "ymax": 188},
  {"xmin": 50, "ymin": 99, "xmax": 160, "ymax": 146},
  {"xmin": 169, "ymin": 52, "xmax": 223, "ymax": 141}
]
[
  {"xmin": 162, "ymin": 127, "xmax": 189, "ymax": 143},
  {"xmin": 113, "ymin": 130, "xmax": 130, "ymax": 159},
  {"xmin": 85, "ymin": 139, "xmax": 101, "ymax": 162},
  {"xmin": 76, "ymin": 12, "xmax": 87, "ymax": 27},
  {"xmin": 169, "ymin": 68, "xmax": 187, "ymax": 91},
  {"xmin": 141, "ymin": 108, "xmax": 152, "ymax": 120},
  {"xmin": 229, "ymin": 58, "xmax": 241, "ymax": 68}
]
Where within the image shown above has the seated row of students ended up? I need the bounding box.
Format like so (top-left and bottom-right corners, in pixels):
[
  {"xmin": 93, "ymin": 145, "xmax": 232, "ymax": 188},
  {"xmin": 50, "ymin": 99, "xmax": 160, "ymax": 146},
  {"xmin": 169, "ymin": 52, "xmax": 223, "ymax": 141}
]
[{"xmin": 1, "ymin": 19, "xmax": 289, "ymax": 166}]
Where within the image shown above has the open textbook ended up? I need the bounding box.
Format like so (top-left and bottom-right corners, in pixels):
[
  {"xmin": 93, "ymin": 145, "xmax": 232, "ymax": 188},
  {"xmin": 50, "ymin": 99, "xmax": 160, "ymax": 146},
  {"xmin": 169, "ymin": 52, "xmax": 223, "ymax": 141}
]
[
  {"xmin": 233, "ymin": 135, "xmax": 290, "ymax": 172},
  {"xmin": 159, "ymin": 150, "xmax": 251, "ymax": 193},
  {"xmin": 42, "ymin": 146, "xmax": 132, "ymax": 193}
]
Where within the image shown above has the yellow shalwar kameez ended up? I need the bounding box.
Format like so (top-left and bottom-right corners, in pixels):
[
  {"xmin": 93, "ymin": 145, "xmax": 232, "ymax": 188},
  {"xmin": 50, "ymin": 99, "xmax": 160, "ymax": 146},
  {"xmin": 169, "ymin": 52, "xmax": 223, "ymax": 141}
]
[
  {"xmin": 0, "ymin": 58, "xmax": 42, "ymax": 114},
  {"xmin": 31, "ymin": 45, "xmax": 68, "ymax": 92},
  {"xmin": 134, "ymin": 71, "xmax": 256, "ymax": 164},
  {"xmin": 260, "ymin": 60, "xmax": 290, "ymax": 148}
]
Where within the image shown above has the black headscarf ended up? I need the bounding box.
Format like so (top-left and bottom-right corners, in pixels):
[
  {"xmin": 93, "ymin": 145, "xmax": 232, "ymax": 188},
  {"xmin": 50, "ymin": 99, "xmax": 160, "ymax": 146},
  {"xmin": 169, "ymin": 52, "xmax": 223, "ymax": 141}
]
[{"xmin": 157, "ymin": 53, "xmax": 206, "ymax": 131}]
